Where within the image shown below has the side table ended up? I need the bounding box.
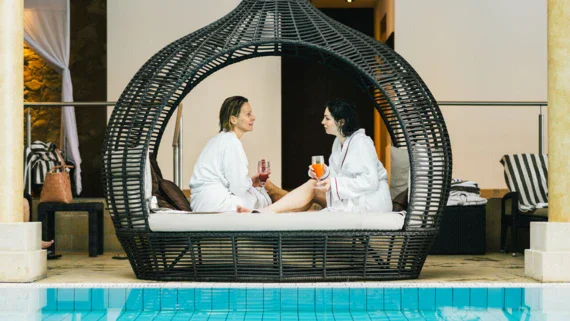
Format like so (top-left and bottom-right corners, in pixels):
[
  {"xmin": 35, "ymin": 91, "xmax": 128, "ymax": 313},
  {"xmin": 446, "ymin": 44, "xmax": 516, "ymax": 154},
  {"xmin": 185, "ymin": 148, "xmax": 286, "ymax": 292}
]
[{"xmin": 37, "ymin": 202, "xmax": 105, "ymax": 257}]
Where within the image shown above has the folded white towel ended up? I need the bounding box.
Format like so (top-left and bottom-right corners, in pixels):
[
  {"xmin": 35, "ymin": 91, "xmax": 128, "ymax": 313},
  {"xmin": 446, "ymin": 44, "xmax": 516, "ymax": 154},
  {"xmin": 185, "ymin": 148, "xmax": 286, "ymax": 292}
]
[{"xmin": 447, "ymin": 191, "xmax": 487, "ymax": 206}]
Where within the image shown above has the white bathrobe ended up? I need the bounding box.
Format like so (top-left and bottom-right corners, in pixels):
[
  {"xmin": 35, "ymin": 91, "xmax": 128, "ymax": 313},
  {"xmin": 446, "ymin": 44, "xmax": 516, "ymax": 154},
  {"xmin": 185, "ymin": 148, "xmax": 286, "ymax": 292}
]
[
  {"xmin": 189, "ymin": 131, "xmax": 271, "ymax": 212},
  {"xmin": 320, "ymin": 129, "xmax": 392, "ymax": 212}
]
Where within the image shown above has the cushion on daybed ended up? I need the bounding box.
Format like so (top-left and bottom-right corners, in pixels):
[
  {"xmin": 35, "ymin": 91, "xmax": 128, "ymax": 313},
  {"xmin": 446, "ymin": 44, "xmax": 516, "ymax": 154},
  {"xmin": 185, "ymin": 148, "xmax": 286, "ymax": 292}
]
[
  {"xmin": 149, "ymin": 153, "xmax": 191, "ymax": 211},
  {"xmin": 148, "ymin": 211, "xmax": 406, "ymax": 232},
  {"xmin": 390, "ymin": 146, "xmax": 409, "ymax": 199},
  {"xmin": 392, "ymin": 189, "xmax": 409, "ymax": 212},
  {"xmin": 159, "ymin": 180, "xmax": 191, "ymax": 211},
  {"xmin": 390, "ymin": 144, "xmax": 446, "ymax": 226},
  {"xmin": 105, "ymin": 145, "xmax": 152, "ymax": 211}
]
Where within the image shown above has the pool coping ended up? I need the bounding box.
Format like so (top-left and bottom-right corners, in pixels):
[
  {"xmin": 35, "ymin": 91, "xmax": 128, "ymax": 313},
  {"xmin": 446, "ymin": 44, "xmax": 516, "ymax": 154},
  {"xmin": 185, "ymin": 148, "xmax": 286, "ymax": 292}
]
[{"xmin": 1, "ymin": 282, "xmax": 568, "ymax": 288}]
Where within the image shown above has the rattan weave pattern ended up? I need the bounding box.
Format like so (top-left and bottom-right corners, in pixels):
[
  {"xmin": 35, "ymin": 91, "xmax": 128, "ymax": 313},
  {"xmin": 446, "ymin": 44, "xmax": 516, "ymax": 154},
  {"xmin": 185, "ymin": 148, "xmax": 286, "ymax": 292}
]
[{"xmin": 103, "ymin": 0, "xmax": 452, "ymax": 281}]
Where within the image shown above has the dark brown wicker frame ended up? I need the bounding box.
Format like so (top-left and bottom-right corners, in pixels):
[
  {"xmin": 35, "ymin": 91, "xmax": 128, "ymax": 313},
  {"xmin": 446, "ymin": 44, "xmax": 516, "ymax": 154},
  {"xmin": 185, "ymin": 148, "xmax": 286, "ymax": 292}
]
[{"xmin": 103, "ymin": 0, "xmax": 452, "ymax": 281}]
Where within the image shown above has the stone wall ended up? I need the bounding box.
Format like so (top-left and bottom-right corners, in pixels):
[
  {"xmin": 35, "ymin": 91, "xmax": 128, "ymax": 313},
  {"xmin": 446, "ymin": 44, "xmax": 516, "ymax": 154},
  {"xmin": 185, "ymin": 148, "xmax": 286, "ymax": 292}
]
[{"xmin": 24, "ymin": 44, "xmax": 62, "ymax": 146}]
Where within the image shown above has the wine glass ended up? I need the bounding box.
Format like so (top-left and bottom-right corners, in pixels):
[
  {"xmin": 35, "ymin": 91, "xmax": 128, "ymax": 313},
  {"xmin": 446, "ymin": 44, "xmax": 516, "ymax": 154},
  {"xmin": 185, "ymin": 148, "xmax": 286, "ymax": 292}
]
[
  {"xmin": 311, "ymin": 155, "xmax": 325, "ymax": 184},
  {"xmin": 257, "ymin": 159, "xmax": 271, "ymax": 187}
]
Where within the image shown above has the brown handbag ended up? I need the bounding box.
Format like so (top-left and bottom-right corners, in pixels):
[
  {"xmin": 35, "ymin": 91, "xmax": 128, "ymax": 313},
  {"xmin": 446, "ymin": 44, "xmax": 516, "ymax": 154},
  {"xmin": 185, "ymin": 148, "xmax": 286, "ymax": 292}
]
[{"xmin": 40, "ymin": 149, "xmax": 74, "ymax": 204}]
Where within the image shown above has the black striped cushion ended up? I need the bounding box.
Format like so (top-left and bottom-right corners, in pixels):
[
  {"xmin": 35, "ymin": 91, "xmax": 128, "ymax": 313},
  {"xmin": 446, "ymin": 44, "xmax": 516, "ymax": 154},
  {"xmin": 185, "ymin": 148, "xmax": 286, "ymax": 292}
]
[
  {"xmin": 500, "ymin": 154, "xmax": 548, "ymax": 212},
  {"xmin": 24, "ymin": 141, "xmax": 61, "ymax": 185}
]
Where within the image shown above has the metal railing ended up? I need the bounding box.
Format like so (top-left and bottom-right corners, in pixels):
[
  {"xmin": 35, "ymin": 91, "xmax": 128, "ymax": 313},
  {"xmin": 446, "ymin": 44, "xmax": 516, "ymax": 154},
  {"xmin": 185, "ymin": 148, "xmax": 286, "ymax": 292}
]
[
  {"xmin": 438, "ymin": 101, "xmax": 548, "ymax": 154},
  {"xmin": 172, "ymin": 104, "xmax": 183, "ymax": 188},
  {"xmin": 23, "ymin": 101, "xmax": 184, "ymax": 193},
  {"xmin": 24, "ymin": 100, "xmax": 547, "ymax": 193}
]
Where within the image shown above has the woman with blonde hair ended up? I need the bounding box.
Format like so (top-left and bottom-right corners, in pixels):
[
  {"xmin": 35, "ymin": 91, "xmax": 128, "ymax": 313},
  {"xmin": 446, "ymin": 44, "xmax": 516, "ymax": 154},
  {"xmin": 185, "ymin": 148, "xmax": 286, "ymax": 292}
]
[{"xmin": 189, "ymin": 96, "xmax": 274, "ymax": 212}]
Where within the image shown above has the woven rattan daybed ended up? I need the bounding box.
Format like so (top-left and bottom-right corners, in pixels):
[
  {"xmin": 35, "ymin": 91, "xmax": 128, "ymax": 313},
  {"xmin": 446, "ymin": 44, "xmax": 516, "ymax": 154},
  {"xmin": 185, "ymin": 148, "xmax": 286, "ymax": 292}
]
[{"xmin": 103, "ymin": 0, "xmax": 452, "ymax": 281}]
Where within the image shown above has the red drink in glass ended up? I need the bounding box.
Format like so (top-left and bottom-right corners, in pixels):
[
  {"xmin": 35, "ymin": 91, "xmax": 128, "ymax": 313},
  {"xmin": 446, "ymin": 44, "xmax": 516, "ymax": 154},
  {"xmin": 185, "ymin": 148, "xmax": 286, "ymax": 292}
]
[
  {"xmin": 257, "ymin": 160, "xmax": 270, "ymax": 187},
  {"xmin": 259, "ymin": 173, "xmax": 270, "ymax": 183}
]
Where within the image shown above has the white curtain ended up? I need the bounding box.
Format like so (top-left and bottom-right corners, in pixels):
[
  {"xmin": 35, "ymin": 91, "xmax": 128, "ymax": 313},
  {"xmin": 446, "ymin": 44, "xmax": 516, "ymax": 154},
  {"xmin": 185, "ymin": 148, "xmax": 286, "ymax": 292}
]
[{"xmin": 24, "ymin": 0, "xmax": 82, "ymax": 195}]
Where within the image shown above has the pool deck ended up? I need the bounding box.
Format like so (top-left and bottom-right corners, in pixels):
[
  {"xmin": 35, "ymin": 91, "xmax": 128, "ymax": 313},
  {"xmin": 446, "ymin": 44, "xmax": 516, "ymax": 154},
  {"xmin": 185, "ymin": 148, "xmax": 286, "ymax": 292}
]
[{"xmin": 11, "ymin": 252, "xmax": 544, "ymax": 287}]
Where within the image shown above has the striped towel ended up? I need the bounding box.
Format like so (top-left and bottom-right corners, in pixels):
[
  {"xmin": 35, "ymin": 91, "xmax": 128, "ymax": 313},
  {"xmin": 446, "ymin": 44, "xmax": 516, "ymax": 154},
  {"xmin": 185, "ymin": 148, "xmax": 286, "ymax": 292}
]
[
  {"xmin": 451, "ymin": 178, "xmax": 481, "ymax": 194},
  {"xmin": 24, "ymin": 141, "xmax": 63, "ymax": 185},
  {"xmin": 500, "ymin": 154, "xmax": 548, "ymax": 213}
]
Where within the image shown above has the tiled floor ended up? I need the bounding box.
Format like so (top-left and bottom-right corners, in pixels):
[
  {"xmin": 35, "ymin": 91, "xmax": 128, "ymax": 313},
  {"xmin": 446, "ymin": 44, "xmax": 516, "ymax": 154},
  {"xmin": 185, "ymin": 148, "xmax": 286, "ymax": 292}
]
[{"xmin": 35, "ymin": 252, "xmax": 536, "ymax": 285}]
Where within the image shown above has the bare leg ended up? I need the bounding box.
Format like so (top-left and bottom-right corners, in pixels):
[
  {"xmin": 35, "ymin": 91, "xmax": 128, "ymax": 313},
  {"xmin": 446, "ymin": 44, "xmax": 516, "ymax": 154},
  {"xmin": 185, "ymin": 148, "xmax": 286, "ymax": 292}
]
[
  {"xmin": 236, "ymin": 180, "xmax": 327, "ymax": 213},
  {"xmin": 265, "ymin": 179, "xmax": 326, "ymax": 206},
  {"xmin": 23, "ymin": 198, "xmax": 53, "ymax": 248},
  {"xmin": 42, "ymin": 240, "xmax": 54, "ymax": 250},
  {"xmin": 264, "ymin": 179, "xmax": 319, "ymax": 213},
  {"xmin": 264, "ymin": 179, "xmax": 289, "ymax": 203},
  {"xmin": 237, "ymin": 180, "xmax": 290, "ymax": 213},
  {"xmin": 23, "ymin": 198, "xmax": 30, "ymax": 222},
  {"xmin": 314, "ymin": 188, "xmax": 327, "ymax": 208}
]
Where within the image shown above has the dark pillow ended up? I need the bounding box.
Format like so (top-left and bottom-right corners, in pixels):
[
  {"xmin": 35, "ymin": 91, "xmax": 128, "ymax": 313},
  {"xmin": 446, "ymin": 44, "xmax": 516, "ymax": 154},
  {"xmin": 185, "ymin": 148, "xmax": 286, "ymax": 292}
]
[
  {"xmin": 148, "ymin": 153, "xmax": 188, "ymax": 210},
  {"xmin": 159, "ymin": 179, "xmax": 191, "ymax": 211},
  {"xmin": 156, "ymin": 194, "xmax": 176, "ymax": 210},
  {"xmin": 149, "ymin": 153, "xmax": 162, "ymax": 195},
  {"xmin": 392, "ymin": 188, "xmax": 408, "ymax": 212},
  {"xmin": 149, "ymin": 153, "xmax": 164, "ymax": 179}
]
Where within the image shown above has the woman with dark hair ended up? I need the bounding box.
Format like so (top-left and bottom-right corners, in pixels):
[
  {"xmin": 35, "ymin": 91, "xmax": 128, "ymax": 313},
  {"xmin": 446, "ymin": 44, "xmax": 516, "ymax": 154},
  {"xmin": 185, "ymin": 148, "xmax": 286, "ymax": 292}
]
[
  {"xmin": 189, "ymin": 96, "xmax": 274, "ymax": 212},
  {"xmin": 238, "ymin": 99, "xmax": 391, "ymax": 213}
]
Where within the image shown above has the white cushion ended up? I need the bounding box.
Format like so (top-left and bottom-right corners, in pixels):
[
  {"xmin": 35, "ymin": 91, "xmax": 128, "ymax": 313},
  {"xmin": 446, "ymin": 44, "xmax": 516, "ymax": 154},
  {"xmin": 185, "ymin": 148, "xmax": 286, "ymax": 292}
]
[
  {"xmin": 390, "ymin": 146, "xmax": 409, "ymax": 199},
  {"xmin": 148, "ymin": 211, "xmax": 406, "ymax": 232}
]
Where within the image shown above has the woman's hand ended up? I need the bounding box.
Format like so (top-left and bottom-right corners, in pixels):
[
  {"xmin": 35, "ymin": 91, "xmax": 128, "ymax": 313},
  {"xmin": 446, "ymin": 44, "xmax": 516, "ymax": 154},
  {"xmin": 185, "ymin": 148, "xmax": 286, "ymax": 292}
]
[
  {"xmin": 314, "ymin": 178, "xmax": 331, "ymax": 192},
  {"xmin": 308, "ymin": 164, "xmax": 328, "ymax": 179},
  {"xmin": 251, "ymin": 173, "xmax": 263, "ymax": 187},
  {"xmin": 308, "ymin": 166, "xmax": 317, "ymax": 179}
]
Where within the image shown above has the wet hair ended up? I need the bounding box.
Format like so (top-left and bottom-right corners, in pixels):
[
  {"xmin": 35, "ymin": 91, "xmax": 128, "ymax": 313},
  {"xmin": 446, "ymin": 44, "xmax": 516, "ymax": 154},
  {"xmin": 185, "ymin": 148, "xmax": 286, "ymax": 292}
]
[
  {"xmin": 325, "ymin": 99, "xmax": 361, "ymax": 137},
  {"xmin": 219, "ymin": 96, "xmax": 249, "ymax": 132}
]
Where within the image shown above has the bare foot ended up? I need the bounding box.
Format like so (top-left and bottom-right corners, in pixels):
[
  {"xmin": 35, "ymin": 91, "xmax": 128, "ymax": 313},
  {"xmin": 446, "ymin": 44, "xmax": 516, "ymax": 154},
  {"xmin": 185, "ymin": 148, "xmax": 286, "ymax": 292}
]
[
  {"xmin": 236, "ymin": 205, "xmax": 252, "ymax": 213},
  {"xmin": 42, "ymin": 240, "xmax": 54, "ymax": 250}
]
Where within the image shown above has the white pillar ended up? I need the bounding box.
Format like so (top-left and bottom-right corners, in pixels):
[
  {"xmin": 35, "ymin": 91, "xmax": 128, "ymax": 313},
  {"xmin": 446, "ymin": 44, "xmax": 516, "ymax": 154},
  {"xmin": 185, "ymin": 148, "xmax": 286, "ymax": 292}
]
[
  {"xmin": 0, "ymin": 0, "xmax": 46, "ymax": 282},
  {"xmin": 525, "ymin": 0, "xmax": 570, "ymax": 282}
]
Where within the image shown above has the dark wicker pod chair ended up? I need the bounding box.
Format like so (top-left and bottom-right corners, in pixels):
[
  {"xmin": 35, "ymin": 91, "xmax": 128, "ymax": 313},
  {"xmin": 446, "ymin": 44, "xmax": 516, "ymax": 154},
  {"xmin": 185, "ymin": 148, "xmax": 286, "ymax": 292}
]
[{"xmin": 103, "ymin": 0, "xmax": 452, "ymax": 281}]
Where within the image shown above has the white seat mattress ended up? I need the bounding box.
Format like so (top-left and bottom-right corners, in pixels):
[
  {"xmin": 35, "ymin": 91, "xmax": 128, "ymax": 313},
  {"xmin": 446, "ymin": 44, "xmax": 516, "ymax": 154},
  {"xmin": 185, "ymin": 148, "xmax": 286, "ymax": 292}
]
[{"xmin": 148, "ymin": 211, "xmax": 406, "ymax": 232}]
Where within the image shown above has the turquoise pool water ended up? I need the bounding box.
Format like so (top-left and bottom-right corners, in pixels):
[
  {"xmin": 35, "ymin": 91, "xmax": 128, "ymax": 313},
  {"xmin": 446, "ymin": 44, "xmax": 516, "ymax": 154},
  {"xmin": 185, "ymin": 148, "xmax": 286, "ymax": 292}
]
[{"xmin": 1, "ymin": 287, "xmax": 567, "ymax": 320}]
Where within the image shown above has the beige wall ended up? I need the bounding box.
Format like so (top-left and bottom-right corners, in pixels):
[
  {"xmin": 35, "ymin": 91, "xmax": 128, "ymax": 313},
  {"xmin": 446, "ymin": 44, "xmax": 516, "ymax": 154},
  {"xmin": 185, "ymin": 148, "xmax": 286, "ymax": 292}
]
[
  {"xmin": 395, "ymin": 0, "xmax": 547, "ymax": 189},
  {"xmin": 107, "ymin": 0, "xmax": 546, "ymax": 190},
  {"xmin": 107, "ymin": 0, "xmax": 282, "ymax": 187}
]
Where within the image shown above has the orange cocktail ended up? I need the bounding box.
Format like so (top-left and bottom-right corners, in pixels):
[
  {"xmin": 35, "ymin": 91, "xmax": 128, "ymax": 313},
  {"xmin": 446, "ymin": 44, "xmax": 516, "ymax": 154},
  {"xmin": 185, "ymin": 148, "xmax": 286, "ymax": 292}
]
[
  {"xmin": 311, "ymin": 155, "xmax": 325, "ymax": 181},
  {"xmin": 312, "ymin": 163, "xmax": 325, "ymax": 179}
]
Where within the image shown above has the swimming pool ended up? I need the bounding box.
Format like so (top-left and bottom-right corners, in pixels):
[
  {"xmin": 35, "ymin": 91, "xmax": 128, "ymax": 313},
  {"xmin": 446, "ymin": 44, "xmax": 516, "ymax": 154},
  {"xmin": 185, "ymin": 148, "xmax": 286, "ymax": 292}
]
[{"xmin": 1, "ymin": 286, "xmax": 568, "ymax": 320}]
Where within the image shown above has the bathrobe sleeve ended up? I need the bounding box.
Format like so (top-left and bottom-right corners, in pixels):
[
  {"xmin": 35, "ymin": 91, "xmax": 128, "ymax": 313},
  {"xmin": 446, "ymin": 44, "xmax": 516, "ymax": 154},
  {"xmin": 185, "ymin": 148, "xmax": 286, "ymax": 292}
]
[
  {"xmin": 222, "ymin": 138, "xmax": 253, "ymax": 197},
  {"xmin": 329, "ymin": 137, "xmax": 380, "ymax": 201}
]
